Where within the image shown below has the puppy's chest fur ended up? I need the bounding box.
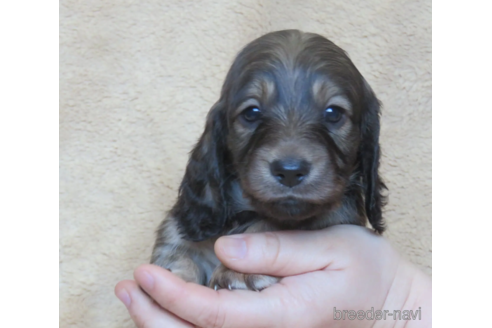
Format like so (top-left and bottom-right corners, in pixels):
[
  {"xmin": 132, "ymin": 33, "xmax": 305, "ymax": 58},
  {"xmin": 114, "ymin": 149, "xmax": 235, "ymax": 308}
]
[
  {"xmin": 151, "ymin": 181, "xmax": 365, "ymax": 289},
  {"xmin": 224, "ymin": 180, "xmax": 366, "ymax": 234}
]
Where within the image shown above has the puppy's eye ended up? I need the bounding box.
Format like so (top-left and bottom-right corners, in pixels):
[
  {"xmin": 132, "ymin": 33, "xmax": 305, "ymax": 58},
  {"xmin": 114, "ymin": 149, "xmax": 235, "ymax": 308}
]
[
  {"xmin": 241, "ymin": 106, "xmax": 262, "ymax": 122},
  {"xmin": 324, "ymin": 106, "xmax": 344, "ymax": 123}
]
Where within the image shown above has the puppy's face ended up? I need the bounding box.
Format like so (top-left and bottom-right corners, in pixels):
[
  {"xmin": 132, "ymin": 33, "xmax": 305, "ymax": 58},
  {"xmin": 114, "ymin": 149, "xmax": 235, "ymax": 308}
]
[{"xmin": 222, "ymin": 31, "xmax": 366, "ymax": 221}]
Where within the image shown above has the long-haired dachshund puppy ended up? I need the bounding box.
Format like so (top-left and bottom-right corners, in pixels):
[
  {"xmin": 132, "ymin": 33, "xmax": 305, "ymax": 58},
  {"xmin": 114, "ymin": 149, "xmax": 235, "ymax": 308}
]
[{"xmin": 151, "ymin": 30, "xmax": 386, "ymax": 291}]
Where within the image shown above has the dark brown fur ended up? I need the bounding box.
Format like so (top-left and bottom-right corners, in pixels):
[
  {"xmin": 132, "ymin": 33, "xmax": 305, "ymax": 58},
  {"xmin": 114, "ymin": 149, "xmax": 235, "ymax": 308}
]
[{"xmin": 151, "ymin": 30, "xmax": 386, "ymax": 290}]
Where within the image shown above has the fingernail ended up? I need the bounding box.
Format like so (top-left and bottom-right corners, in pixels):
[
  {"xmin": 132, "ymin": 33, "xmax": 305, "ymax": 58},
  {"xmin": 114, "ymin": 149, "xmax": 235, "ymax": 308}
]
[
  {"xmin": 220, "ymin": 236, "xmax": 247, "ymax": 260},
  {"xmin": 139, "ymin": 270, "xmax": 155, "ymax": 290},
  {"xmin": 116, "ymin": 288, "xmax": 131, "ymax": 307}
]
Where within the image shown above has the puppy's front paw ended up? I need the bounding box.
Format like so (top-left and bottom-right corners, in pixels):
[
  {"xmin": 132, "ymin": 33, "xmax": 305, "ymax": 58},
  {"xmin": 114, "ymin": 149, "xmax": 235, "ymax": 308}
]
[
  {"xmin": 209, "ymin": 264, "xmax": 279, "ymax": 291},
  {"xmin": 153, "ymin": 257, "xmax": 205, "ymax": 285}
]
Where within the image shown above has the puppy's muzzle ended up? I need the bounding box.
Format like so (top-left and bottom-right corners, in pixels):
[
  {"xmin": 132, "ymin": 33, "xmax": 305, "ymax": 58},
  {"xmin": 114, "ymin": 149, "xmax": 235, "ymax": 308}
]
[{"xmin": 269, "ymin": 158, "xmax": 311, "ymax": 188}]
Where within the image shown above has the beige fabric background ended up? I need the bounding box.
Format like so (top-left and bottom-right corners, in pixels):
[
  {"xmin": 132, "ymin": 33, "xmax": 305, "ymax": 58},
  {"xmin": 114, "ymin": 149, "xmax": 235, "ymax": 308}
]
[{"xmin": 60, "ymin": 0, "xmax": 431, "ymax": 326}]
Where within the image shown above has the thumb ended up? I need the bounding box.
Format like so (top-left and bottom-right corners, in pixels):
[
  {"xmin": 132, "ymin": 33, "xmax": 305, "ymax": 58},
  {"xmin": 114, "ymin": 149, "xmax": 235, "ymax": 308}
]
[{"xmin": 214, "ymin": 226, "xmax": 357, "ymax": 276}]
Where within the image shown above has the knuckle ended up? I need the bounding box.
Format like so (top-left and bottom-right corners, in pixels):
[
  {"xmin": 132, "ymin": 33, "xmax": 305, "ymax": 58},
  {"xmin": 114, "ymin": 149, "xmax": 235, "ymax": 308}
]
[
  {"xmin": 133, "ymin": 314, "xmax": 153, "ymax": 328},
  {"xmin": 263, "ymin": 232, "xmax": 282, "ymax": 268},
  {"xmin": 197, "ymin": 304, "xmax": 226, "ymax": 328}
]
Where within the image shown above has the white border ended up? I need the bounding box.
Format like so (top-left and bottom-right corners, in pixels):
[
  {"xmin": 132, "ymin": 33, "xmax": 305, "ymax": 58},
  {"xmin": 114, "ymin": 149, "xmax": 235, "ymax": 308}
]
[
  {"xmin": 0, "ymin": 1, "xmax": 58, "ymax": 326},
  {"xmin": 433, "ymin": 0, "xmax": 492, "ymax": 326}
]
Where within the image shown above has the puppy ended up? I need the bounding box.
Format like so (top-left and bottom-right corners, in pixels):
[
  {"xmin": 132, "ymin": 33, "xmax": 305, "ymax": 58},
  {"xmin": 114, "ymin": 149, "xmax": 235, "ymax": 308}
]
[{"xmin": 151, "ymin": 30, "xmax": 386, "ymax": 291}]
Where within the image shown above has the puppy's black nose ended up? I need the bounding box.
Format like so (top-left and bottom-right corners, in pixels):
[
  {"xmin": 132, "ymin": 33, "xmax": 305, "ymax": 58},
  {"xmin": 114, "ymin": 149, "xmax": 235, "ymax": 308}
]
[{"xmin": 270, "ymin": 159, "xmax": 311, "ymax": 188}]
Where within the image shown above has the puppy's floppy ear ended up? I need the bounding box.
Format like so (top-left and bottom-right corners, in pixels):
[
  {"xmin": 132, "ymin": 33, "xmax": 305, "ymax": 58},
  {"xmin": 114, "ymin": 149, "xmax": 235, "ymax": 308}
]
[
  {"xmin": 359, "ymin": 78, "xmax": 387, "ymax": 233},
  {"xmin": 171, "ymin": 100, "xmax": 232, "ymax": 241}
]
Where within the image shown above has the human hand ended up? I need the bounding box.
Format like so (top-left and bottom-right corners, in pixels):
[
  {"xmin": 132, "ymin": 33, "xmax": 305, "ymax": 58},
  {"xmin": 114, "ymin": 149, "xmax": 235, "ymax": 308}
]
[{"xmin": 115, "ymin": 225, "xmax": 431, "ymax": 327}]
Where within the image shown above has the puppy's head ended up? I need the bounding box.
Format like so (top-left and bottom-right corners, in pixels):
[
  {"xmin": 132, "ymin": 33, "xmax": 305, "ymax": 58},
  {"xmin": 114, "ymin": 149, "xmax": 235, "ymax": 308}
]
[{"xmin": 174, "ymin": 30, "xmax": 385, "ymax": 241}]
